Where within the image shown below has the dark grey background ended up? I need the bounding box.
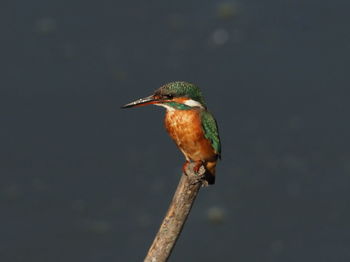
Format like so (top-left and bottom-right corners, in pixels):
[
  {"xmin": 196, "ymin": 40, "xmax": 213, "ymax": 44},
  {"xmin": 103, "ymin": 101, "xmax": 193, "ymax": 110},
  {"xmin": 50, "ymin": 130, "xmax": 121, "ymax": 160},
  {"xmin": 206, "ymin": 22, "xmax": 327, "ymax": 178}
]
[{"xmin": 1, "ymin": 0, "xmax": 350, "ymax": 261}]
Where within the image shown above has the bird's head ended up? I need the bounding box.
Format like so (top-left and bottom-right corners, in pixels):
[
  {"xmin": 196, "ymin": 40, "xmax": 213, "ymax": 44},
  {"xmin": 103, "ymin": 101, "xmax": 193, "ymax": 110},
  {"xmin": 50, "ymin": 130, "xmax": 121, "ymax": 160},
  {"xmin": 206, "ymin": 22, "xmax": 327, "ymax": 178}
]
[{"xmin": 121, "ymin": 81, "xmax": 206, "ymax": 110}]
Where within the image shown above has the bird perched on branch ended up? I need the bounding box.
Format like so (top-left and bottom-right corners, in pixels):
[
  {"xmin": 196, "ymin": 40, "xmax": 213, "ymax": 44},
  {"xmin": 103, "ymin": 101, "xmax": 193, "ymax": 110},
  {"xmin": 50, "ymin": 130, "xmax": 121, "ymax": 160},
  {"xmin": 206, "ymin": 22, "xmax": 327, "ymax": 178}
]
[{"xmin": 122, "ymin": 81, "xmax": 221, "ymax": 184}]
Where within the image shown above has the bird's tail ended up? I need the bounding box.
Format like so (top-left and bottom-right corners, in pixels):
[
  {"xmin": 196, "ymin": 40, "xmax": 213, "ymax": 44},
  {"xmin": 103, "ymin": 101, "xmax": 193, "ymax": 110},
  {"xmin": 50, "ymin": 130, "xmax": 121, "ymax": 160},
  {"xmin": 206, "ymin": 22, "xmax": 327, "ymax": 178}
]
[{"xmin": 205, "ymin": 161, "xmax": 217, "ymax": 185}]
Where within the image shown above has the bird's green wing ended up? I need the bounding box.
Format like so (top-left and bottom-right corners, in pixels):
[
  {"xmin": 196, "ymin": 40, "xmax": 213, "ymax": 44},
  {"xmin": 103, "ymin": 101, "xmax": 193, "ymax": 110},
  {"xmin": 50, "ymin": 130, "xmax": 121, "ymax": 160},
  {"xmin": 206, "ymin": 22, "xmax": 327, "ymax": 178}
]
[{"xmin": 201, "ymin": 110, "xmax": 221, "ymax": 158}]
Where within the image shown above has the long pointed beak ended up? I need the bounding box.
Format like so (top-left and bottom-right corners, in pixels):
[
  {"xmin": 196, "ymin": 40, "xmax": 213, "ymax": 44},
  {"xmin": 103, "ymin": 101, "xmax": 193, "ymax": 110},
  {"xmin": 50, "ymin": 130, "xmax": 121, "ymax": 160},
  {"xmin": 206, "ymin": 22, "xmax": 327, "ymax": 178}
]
[{"xmin": 121, "ymin": 95, "xmax": 159, "ymax": 109}]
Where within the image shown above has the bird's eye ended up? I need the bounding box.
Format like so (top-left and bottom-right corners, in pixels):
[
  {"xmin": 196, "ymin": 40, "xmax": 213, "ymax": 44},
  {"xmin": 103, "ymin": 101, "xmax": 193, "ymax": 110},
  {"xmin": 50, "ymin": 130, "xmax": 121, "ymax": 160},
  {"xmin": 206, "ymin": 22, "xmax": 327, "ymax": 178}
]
[{"xmin": 166, "ymin": 94, "xmax": 173, "ymax": 99}]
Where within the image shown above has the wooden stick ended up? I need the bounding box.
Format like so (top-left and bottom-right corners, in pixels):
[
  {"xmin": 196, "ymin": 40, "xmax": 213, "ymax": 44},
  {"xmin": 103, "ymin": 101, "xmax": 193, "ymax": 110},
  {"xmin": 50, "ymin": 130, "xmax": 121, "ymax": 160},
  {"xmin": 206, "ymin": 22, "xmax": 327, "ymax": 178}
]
[{"xmin": 144, "ymin": 163, "xmax": 207, "ymax": 262}]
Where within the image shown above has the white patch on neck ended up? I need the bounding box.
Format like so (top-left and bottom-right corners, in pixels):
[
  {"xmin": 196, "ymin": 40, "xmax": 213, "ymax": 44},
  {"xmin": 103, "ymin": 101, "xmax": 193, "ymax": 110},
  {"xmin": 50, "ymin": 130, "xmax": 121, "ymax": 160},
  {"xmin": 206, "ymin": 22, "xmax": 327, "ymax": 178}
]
[
  {"xmin": 184, "ymin": 99, "xmax": 204, "ymax": 109},
  {"xmin": 154, "ymin": 103, "xmax": 175, "ymax": 111}
]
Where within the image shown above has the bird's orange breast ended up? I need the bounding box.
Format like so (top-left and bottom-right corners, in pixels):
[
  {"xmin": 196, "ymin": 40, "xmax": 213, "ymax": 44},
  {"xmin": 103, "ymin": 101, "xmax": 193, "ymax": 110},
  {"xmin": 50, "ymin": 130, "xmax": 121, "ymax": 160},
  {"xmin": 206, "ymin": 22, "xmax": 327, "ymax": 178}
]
[{"xmin": 164, "ymin": 109, "xmax": 217, "ymax": 162}]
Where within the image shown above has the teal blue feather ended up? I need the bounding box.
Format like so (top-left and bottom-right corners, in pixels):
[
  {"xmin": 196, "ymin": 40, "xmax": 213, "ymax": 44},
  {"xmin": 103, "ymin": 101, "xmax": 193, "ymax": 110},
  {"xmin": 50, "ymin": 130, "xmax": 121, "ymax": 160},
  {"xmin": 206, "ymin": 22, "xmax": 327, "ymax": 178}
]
[{"xmin": 201, "ymin": 111, "xmax": 221, "ymax": 158}]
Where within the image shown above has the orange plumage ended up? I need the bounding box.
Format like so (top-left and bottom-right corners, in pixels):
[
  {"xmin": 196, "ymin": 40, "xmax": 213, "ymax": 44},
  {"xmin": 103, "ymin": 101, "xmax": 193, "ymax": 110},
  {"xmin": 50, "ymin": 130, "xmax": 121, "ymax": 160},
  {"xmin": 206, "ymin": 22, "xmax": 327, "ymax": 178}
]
[{"xmin": 164, "ymin": 109, "xmax": 218, "ymax": 181}]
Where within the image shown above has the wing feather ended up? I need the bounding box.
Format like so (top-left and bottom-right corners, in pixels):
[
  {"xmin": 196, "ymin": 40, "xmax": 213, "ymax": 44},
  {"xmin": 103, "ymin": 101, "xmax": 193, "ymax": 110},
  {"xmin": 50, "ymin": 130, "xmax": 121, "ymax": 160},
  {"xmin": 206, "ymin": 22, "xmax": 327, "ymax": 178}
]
[{"xmin": 201, "ymin": 110, "xmax": 221, "ymax": 158}]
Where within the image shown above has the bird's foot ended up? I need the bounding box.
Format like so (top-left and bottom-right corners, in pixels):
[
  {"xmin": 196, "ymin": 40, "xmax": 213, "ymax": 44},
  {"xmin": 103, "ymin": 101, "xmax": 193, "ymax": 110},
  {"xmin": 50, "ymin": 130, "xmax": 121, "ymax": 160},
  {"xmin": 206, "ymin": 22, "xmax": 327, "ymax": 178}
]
[
  {"xmin": 183, "ymin": 161, "xmax": 203, "ymax": 175},
  {"xmin": 182, "ymin": 161, "xmax": 190, "ymax": 175},
  {"xmin": 183, "ymin": 161, "xmax": 208, "ymax": 187},
  {"xmin": 193, "ymin": 160, "xmax": 204, "ymax": 174}
]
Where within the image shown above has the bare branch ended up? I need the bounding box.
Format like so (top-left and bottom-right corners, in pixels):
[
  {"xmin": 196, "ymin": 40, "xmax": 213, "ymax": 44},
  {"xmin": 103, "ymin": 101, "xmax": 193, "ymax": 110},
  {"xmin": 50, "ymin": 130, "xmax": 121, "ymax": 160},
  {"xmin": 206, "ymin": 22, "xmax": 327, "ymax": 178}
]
[{"xmin": 144, "ymin": 163, "xmax": 207, "ymax": 262}]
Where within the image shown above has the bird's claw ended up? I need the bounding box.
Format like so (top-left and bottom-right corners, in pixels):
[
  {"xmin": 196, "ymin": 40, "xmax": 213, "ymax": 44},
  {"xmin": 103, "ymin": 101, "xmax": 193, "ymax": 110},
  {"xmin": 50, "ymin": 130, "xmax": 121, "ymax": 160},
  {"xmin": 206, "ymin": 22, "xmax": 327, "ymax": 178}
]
[{"xmin": 183, "ymin": 161, "xmax": 208, "ymax": 186}]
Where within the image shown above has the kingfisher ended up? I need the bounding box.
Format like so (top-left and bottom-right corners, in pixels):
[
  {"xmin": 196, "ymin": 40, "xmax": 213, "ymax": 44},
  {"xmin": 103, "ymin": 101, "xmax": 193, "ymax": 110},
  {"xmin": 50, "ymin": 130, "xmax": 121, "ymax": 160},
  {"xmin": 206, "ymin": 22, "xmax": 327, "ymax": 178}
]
[{"xmin": 122, "ymin": 81, "xmax": 221, "ymax": 184}]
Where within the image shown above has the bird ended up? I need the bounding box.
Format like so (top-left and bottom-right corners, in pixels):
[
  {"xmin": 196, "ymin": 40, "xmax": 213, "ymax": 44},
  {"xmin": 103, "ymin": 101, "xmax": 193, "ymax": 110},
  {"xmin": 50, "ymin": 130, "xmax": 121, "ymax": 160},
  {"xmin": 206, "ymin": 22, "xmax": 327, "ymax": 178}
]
[{"xmin": 121, "ymin": 81, "xmax": 221, "ymax": 184}]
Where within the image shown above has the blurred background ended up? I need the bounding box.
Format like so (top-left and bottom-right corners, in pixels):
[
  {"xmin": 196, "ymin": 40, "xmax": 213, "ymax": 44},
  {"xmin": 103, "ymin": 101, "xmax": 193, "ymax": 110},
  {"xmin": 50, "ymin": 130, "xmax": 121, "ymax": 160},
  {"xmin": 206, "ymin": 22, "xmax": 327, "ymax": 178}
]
[{"xmin": 1, "ymin": 0, "xmax": 350, "ymax": 261}]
